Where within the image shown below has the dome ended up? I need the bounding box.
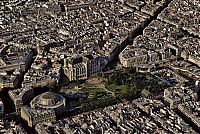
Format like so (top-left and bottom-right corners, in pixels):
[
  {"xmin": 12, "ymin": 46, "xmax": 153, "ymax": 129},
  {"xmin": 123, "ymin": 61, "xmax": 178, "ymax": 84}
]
[
  {"xmin": 38, "ymin": 92, "xmax": 62, "ymax": 106},
  {"xmin": 30, "ymin": 92, "xmax": 66, "ymax": 110}
]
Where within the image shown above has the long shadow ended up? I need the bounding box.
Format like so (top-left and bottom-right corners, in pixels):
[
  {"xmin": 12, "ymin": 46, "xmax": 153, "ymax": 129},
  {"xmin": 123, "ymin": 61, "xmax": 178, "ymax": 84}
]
[{"xmin": 0, "ymin": 88, "xmax": 15, "ymax": 115}]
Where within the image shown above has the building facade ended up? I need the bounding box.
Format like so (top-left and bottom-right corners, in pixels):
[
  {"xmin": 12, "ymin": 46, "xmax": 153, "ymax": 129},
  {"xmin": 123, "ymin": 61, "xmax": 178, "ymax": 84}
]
[
  {"xmin": 64, "ymin": 55, "xmax": 107, "ymax": 81},
  {"xmin": 119, "ymin": 46, "xmax": 160, "ymax": 68},
  {"xmin": 21, "ymin": 106, "xmax": 56, "ymax": 127}
]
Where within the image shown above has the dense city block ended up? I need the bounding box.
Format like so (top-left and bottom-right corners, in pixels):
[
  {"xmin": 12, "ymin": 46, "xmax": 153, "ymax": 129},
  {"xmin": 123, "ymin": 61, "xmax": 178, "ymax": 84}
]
[{"xmin": 0, "ymin": 0, "xmax": 199, "ymax": 133}]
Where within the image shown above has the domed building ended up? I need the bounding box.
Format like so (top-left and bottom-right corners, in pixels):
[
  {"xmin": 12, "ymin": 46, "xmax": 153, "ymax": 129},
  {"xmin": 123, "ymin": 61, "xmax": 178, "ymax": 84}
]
[{"xmin": 30, "ymin": 92, "xmax": 66, "ymax": 115}]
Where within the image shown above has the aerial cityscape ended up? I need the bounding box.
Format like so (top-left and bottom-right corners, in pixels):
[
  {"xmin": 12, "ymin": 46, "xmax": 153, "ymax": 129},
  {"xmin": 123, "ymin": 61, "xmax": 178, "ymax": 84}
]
[{"xmin": 0, "ymin": 0, "xmax": 199, "ymax": 133}]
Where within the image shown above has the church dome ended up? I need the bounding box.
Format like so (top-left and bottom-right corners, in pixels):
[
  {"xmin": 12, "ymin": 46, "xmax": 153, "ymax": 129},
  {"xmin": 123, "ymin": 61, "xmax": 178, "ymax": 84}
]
[
  {"xmin": 38, "ymin": 92, "xmax": 62, "ymax": 106},
  {"xmin": 30, "ymin": 92, "xmax": 66, "ymax": 115}
]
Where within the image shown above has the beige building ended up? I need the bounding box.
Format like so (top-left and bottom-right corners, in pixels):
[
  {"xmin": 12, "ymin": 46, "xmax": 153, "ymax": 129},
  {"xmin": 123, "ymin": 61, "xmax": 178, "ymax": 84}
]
[
  {"xmin": 164, "ymin": 87, "xmax": 198, "ymax": 109},
  {"xmin": 181, "ymin": 50, "xmax": 200, "ymax": 67},
  {"xmin": 64, "ymin": 55, "xmax": 88, "ymax": 81},
  {"xmin": 64, "ymin": 55, "xmax": 107, "ymax": 81},
  {"xmin": 21, "ymin": 106, "xmax": 56, "ymax": 127},
  {"xmin": 119, "ymin": 46, "xmax": 159, "ymax": 68}
]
